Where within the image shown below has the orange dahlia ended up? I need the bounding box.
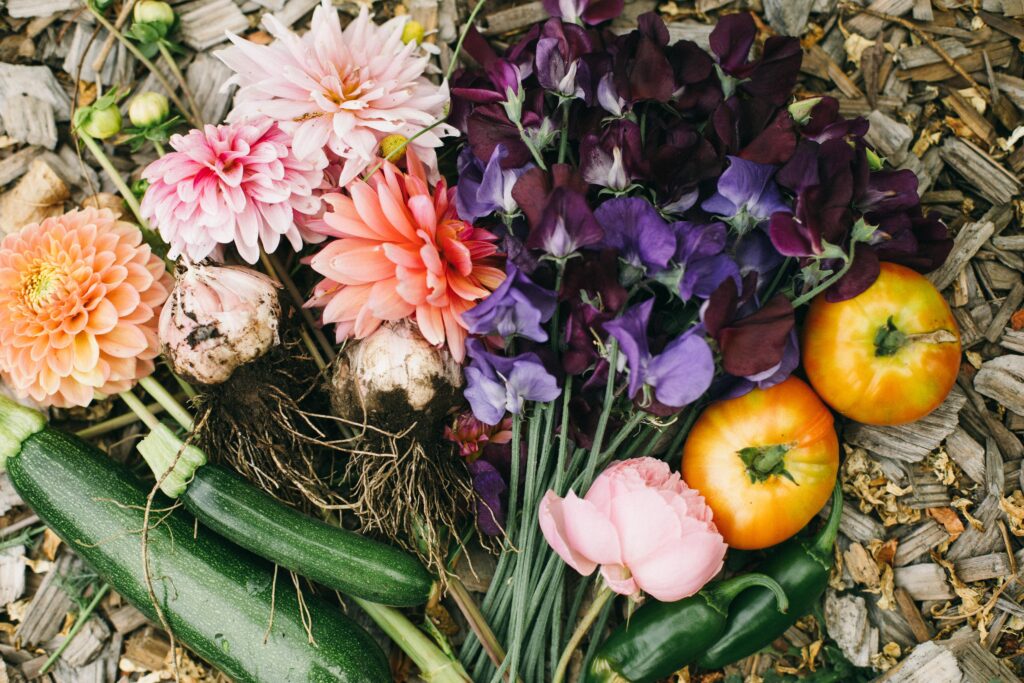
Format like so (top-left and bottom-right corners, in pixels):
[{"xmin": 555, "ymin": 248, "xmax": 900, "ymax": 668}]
[
  {"xmin": 0, "ymin": 208, "xmax": 171, "ymax": 407},
  {"xmin": 307, "ymin": 153, "xmax": 504, "ymax": 362}
]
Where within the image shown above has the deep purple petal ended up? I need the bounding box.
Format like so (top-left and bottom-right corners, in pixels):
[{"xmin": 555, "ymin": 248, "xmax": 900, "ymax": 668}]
[
  {"xmin": 718, "ymin": 294, "xmax": 795, "ymax": 377},
  {"xmin": 603, "ymin": 299, "xmax": 654, "ymax": 399},
  {"xmin": 709, "ymin": 13, "xmax": 757, "ymax": 75},
  {"xmin": 825, "ymin": 246, "xmax": 881, "ymax": 302},
  {"xmin": 595, "ymin": 197, "xmax": 676, "ymax": 272},
  {"xmin": 464, "ymin": 366, "xmax": 510, "ymax": 426},
  {"xmin": 468, "ymin": 459, "xmax": 507, "ymax": 535},
  {"xmin": 769, "ymin": 212, "xmax": 819, "ymax": 257}
]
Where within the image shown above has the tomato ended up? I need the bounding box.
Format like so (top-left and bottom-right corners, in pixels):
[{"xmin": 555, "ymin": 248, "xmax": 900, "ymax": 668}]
[
  {"xmin": 802, "ymin": 262, "xmax": 961, "ymax": 426},
  {"xmin": 681, "ymin": 377, "xmax": 839, "ymax": 550}
]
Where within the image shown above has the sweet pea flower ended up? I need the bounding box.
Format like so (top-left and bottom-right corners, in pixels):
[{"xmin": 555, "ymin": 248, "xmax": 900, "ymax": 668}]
[
  {"xmin": 542, "ymin": 0, "xmax": 623, "ymax": 26},
  {"xmin": 595, "ymin": 197, "xmax": 676, "ymax": 276},
  {"xmin": 463, "ymin": 262, "xmax": 558, "ymax": 342},
  {"xmin": 456, "ymin": 145, "xmax": 533, "ymax": 223},
  {"xmin": 539, "ymin": 457, "xmax": 727, "ymax": 601},
  {"xmin": 464, "ymin": 340, "xmax": 561, "ymax": 425},
  {"xmin": 701, "ymin": 156, "xmax": 789, "ymax": 231}
]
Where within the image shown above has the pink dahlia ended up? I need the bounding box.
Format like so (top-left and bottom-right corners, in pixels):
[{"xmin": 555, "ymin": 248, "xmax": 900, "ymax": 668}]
[
  {"xmin": 0, "ymin": 208, "xmax": 171, "ymax": 408},
  {"xmin": 217, "ymin": 1, "xmax": 456, "ymax": 187},
  {"xmin": 140, "ymin": 120, "xmax": 323, "ymax": 265},
  {"xmin": 307, "ymin": 152, "xmax": 504, "ymax": 363}
]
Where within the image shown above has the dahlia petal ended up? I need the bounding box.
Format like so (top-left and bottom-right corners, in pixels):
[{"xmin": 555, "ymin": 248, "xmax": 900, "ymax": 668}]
[
  {"xmin": 97, "ymin": 324, "xmax": 149, "ymax": 358},
  {"xmin": 416, "ymin": 304, "xmax": 445, "ymax": 345},
  {"xmin": 368, "ymin": 279, "xmax": 416, "ymax": 320},
  {"xmin": 72, "ymin": 332, "xmax": 100, "ymax": 372}
]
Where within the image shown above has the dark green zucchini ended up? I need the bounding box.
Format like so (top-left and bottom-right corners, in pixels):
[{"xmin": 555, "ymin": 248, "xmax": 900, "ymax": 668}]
[
  {"xmin": 138, "ymin": 425, "xmax": 435, "ymax": 607},
  {"xmin": 1, "ymin": 406, "xmax": 391, "ymax": 683}
]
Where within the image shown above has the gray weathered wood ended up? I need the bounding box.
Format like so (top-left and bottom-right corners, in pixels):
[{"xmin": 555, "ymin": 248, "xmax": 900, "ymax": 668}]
[
  {"xmin": 825, "ymin": 590, "xmax": 878, "ymax": 668},
  {"xmin": 983, "ymin": 437, "xmax": 1004, "ymax": 497},
  {"xmin": 0, "ymin": 95, "xmax": 56, "ymax": 149},
  {"xmin": 912, "ymin": 0, "xmax": 934, "ymax": 20},
  {"xmin": 939, "ymin": 137, "xmax": 1022, "ymax": 206},
  {"xmin": 16, "ymin": 554, "xmax": 80, "ymax": 646},
  {"xmin": 929, "ymin": 220, "xmax": 996, "ymax": 291},
  {"xmin": 894, "ymin": 564, "xmax": 957, "ymax": 600},
  {"xmin": 894, "ymin": 520, "xmax": 949, "ymax": 566},
  {"xmin": 847, "ymin": 0, "xmax": 914, "ymax": 38},
  {"xmin": 5, "ymin": 0, "xmax": 80, "ymax": 17},
  {"xmin": 105, "ymin": 603, "xmax": 149, "ymax": 635},
  {"xmin": 62, "ymin": 23, "xmax": 135, "ymax": 87},
  {"xmin": 187, "ymin": 53, "xmax": 237, "ymax": 125},
  {"xmin": 898, "ymin": 37, "xmax": 971, "ymax": 70},
  {"xmin": 845, "ymin": 388, "xmax": 965, "ymax": 463},
  {"xmin": 945, "ymin": 427, "xmax": 986, "ymax": 484},
  {"xmin": 271, "ymin": 0, "xmax": 321, "ymax": 28},
  {"xmin": 821, "ymin": 500, "xmax": 887, "ymax": 544},
  {"xmin": 942, "ymin": 628, "xmax": 1019, "ymax": 683},
  {"xmin": 0, "ymin": 546, "xmax": 26, "ymax": 607},
  {"xmin": 983, "ymin": 279, "xmax": 1024, "ymax": 342},
  {"xmin": 482, "ymin": 1, "xmax": 547, "ymax": 35},
  {"xmin": 974, "ymin": 354, "xmax": 1024, "ymax": 417},
  {"xmin": 44, "ymin": 615, "xmax": 111, "ymax": 667},
  {"xmin": 764, "ymin": 0, "xmax": 815, "ymax": 36},
  {"xmin": 946, "ymin": 495, "xmax": 1005, "ymax": 561},
  {"xmin": 872, "ymin": 640, "xmax": 962, "ymax": 682},
  {"xmin": 177, "ymin": 0, "xmax": 249, "ymax": 51},
  {"xmin": 865, "ymin": 110, "xmax": 913, "ymax": 165},
  {"xmin": 954, "ymin": 552, "xmax": 1012, "ymax": 582}
]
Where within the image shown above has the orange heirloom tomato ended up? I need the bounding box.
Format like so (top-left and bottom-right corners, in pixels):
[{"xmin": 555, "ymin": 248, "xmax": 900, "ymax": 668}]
[
  {"xmin": 682, "ymin": 377, "xmax": 839, "ymax": 550},
  {"xmin": 802, "ymin": 262, "xmax": 961, "ymax": 426}
]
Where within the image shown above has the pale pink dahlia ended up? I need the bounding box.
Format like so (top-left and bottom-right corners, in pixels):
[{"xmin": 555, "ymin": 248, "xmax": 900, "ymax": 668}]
[
  {"xmin": 140, "ymin": 120, "xmax": 324, "ymax": 265},
  {"xmin": 307, "ymin": 153, "xmax": 504, "ymax": 363},
  {"xmin": 217, "ymin": 1, "xmax": 456, "ymax": 187},
  {"xmin": 0, "ymin": 208, "xmax": 171, "ymax": 408}
]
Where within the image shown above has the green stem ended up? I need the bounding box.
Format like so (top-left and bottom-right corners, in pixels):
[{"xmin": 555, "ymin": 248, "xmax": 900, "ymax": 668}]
[
  {"xmin": 84, "ymin": 3, "xmax": 200, "ymax": 128},
  {"xmin": 551, "ymin": 585, "xmax": 614, "ymax": 683},
  {"xmin": 554, "ymin": 381, "xmax": 573, "ymax": 494},
  {"xmin": 444, "ymin": 0, "xmax": 488, "ymax": 81},
  {"xmin": 75, "ymin": 399, "xmax": 165, "ymax": 439},
  {"xmin": 40, "ymin": 584, "xmax": 111, "ymax": 675},
  {"xmin": 448, "ymin": 576, "xmax": 508, "ymax": 675},
  {"xmin": 557, "ymin": 101, "xmax": 571, "ymax": 165},
  {"xmin": 815, "ymin": 482, "xmax": 844, "ymax": 557},
  {"xmin": 581, "ymin": 341, "xmax": 619, "ymax": 489},
  {"xmin": 515, "ymin": 119, "xmax": 547, "ymax": 170},
  {"xmin": 791, "ymin": 244, "xmax": 857, "ymax": 307},
  {"xmin": 118, "ymin": 390, "xmax": 161, "ymax": 431},
  {"xmin": 78, "ymin": 132, "xmax": 147, "ymax": 228},
  {"xmin": 138, "ymin": 376, "xmax": 193, "ymax": 431},
  {"xmin": 354, "ymin": 598, "xmax": 471, "ymax": 683},
  {"xmin": 152, "ymin": 139, "xmax": 166, "ymax": 157},
  {"xmin": 157, "ymin": 41, "xmax": 203, "ymax": 125},
  {"xmin": 705, "ymin": 573, "xmax": 789, "ymax": 615}
]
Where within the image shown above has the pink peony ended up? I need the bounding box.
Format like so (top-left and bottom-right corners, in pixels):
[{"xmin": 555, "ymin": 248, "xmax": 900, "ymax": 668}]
[
  {"xmin": 140, "ymin": 120, "xmax": 323, "ymax": 265},
  {"xmin": 217, "ymin": 1, "xmax": 456, "ymax": 187},
  {"xmin": 0, "ymin": 208, "xmax": 170, "ymax": 407},
  {"xmin": 539, "ymin": 457, "xmax": 727, "ymax": 602},
  {"xmin": 306, "ymin": 152, "xmax": 504, "ymax": 363}
]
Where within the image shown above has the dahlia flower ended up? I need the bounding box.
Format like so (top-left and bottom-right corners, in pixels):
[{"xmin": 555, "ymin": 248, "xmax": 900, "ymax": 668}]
[
  {"xmin": 307, "ymin": 153, "xmax": 504, "ymax": 363},
  {"xmin": 140, "ymin": 120, "xmax": 323, "ymax": 265},
  {"xmin": 0, "ymin": 208, "xmax": 171, "ymax": 408},
  {"xmin": 217, "ymin": 0, "xmax": 456, "ymax": 187}
]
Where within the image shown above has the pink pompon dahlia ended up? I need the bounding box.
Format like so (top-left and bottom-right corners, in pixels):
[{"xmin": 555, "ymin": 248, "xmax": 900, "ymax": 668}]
[
  {"xmin": 0, "ymin": 208, "xmax": 171, "ymax": 408},
  {"xmin": 306, "ymin": 152, "xmax": 505, "ymax": 363},
  {"xmin": 140, "ymin": 119, "xmax": 324, "ymax": 265},
  {"xmin": 216, "ymin": 0, "xmax": 456, "ymax": 187}
]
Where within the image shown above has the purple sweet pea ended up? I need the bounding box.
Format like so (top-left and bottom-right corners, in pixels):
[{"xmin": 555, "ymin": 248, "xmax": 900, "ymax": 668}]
[
  {"xmin": 526, "ymin": 186, "xmax": 604, "ymax": 258},
  {"xmin": 536, "ymin": 19, "xmax": 593, "ymax": 99},
  {"xmin": 595, "ymin": 197, "xmax": 677, "ymax": 274},
  {"xmin": 579, "ymin": 119, "xmax": 644, "ymax": 191},
  {"xmin": 542, "ymin": 0, "xmax": 623, "ymax": 26},
  {"xmin": 604, "ymin": 299, "xmax": 715, "ymax": 408},
  {"xmin": 463, "ymin": 262, "xmax": 557, "ymax": 342},
  {"xmin": 456, "ymin": 145, "xmax": 533, "ymax": 223},
  {"xmin": 701, "ymin": 156, "xmax": 790, "ymax": 226},
  {"xmin": 467, "ymin": 458, "xmax": 507, "ymax": 535},
  {"xmin": 464, "ymin": 340, "xmax": 562, "ymax": 425},
  {"xmin": 672, "ymin": 221, "xmax": 739, "ymax": 301}
]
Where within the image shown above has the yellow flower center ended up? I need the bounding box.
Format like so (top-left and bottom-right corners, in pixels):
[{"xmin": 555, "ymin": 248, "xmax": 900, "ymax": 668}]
[{"xmin": 20, "ymin": 261, "xmax": 62, "ymax": 310}]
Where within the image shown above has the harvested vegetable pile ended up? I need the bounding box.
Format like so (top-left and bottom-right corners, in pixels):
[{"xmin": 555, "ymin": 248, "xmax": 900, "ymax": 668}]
[{"xmin": 0, "ymin": 0, "xmax": 1023, "ymax": 682}]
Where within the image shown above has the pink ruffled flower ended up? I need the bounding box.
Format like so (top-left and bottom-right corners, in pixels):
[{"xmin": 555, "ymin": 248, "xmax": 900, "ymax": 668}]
[
  {"xmin": 140, "ymin": 120, "xmax": 323, "ymax": 265},
  {"xmin": 0, "ymin": 208, "xmax": 170, "ymax": 408},
  {"xmin": 444, "ymin": 412, "xmax": 514, "ymax": 460},
  {"xmin": 217, "ymin": 0, "xmax": 456, "ymax": 187},
  {"xmin": 539, "ymin": 457, "xmax": 727, "ymax": 602},
  {"xmin": 306, "ymin": 152, "xmax": 504, "ymax": 363}
]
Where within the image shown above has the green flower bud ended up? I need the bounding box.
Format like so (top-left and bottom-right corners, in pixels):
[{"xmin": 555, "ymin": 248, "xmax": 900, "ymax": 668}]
[
  {"xmin": 133, "ymin": 0, "xmax": 175, "ymax": 26},
  {"xmin": 788, "ymin": 97, "xmax": 822, "ymax": 125},
  {"xmin": 401, "ymin": 20, "xmax": 425, "ymax": 45},
  {"xmin": 128, "ymin": 92, "xmax": 170, "ymax": 127},
  {"xmin": 80, "ymin": 105, "xmax": 122, "ymax": 140}
]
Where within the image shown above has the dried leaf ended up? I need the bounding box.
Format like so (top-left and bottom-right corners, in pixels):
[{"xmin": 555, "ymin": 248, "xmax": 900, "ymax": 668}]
[
  {"xmin": 844, "ymin": 33, "xmax": 876, "ymax": 64},
  {"xmin": 928, "ymin": 507, "xmax": 966, "ymax": 541},
  {"xmin": 1010, "ymin": 308, "xmax": 1024, "ymax": 331},
  {"xmin": 842, "ymin": 448, "xmax": 921, "ymax": 526},
  {"xmin": 40, "ymin": 528, "xmax": 61, "ymax": 561},
  {"xmin": 999, "ymin": 491, "xmax": 1024, "ymax": 537},
  {"xmin": 952, "ymin": 497, "xmax": 986, "ymax": 531},
  {"xmin": 870, "ymin": 642, "xmax": 901, "ymax": 671}
]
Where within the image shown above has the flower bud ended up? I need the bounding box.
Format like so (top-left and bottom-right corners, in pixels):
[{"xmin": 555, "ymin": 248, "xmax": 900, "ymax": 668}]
[
  {"xmin": 129, "ymin": 92, "xmax": 169, "ymax": 127},
  {"xmin": 133, "ymin": 0, "xmax": 175, "ymax": 26},
  {"xmin": 379, "ymin": 134, "xmax": 408, "ymax": 162},
  {"xmin": 79, "ymin": 104, "xmax": 122, "ymax": 140},
  {"xmin": 329, "ymin": 320, "xmax": 461, "ymax": 430},
  {"xmin": 401, "ymin": 19, "xmax": 425, "ymax": 45},
  {"xmin": 158, "ymin": 262, "xmax": 282, "ymax": 385}
]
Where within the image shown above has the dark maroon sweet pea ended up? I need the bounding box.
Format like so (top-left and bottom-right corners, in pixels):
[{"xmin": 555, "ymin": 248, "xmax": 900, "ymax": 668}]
[
  {"xmin": 563, "ymin": 300, "xmax": 613, "ymax": 374},
  {"xmin": 859, "ymin": 169, "xmax": 920, "ymax": 214},
  {"xmin": 560, "ymin": 249, "xmax": 628, "ymax": 311},
  {"xmin": 536, "ymin": 19, "xmax": 593, "ymax": 99},
  {"xmin": 466, "ymin": 91, "xmax": 547, "ymax": 168},
  {"xmin": 542, "ymin": 0, "xmax": 623, "ymax": 26},
  {"xmin": 611, "ymin": 13, "xmax": 675, "ymax": 104},
  {"xmin": 579, "ymin": 118, "xmax": 645, "ymax": 190},
  {"xmin": 708, "ymin": 12, "xmax": 801, "ymax": 105},
  {"xmin": 667, "ymin": 39, "xmax": 721, "ymax": 114},
  {"xmin": 512, "ymin": 163, "xmax": 589, "ymax": 228},
  {"xmin": 647, "ymin": 118, "xmax": 722, "ymax": 213},
  {"xmin": 526, "ymin": 186, "xmax": 604, "ymax": 258},
  {"xmin": 702, "ymin": 276, "xmax": 795, "ymax": 377},
  {"xmin": 709, "ymin": 13, "xmax": 757, "ymax": 77},
  {"xmin": 875, "ymin": 209, "xmax": 951, "ymax": 273}
]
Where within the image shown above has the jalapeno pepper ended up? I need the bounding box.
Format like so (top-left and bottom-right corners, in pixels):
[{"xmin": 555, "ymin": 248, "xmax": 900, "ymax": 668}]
[
  {"xmin": 584, "ymin": 573, "xmax": 788, "ymax": 683},
  {"xmin": 696, "ymin": 483, "xmax": 843, "ymax": 670}
]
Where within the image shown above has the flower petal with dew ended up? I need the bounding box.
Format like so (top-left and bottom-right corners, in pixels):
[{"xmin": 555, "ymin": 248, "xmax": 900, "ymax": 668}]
[
  {"xmin": 306, "ymin": 152, "xmax": 504, "ymax": 362},
  {"xmin": 217, "ymin": 1, "xmax": 455, "ymax": 186},
  {"xmin": 539, "ymin": 457, "xmax": 726, "ymax": 602},
  {"xmin": 0, "ymin": 208, "xmax": 170, "ymax": 408},
  {"xmin": 141, "ymin": 120, "xmax": 324, "ymax": 264}
]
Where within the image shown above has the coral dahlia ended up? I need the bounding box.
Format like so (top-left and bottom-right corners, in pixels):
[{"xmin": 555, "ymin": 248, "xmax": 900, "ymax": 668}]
[
  {"xmin": 0, "ymin": 208, "xmax": 171, "ymax": 408},
  {"xmin": 217, "ymin": 0, "xmax": 456, "ymax": 187},
  {"xmin": 307, "ymin": 153, "xmax": 504, "ymax": 363},
  {"xmin": 140, "ymin": 120, "xmax": 323, "ymax": 265}
]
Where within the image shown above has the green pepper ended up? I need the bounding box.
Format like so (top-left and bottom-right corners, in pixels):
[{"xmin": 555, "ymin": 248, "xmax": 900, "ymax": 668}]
[
  {"xmin": 697, "ymin": 482, "xmax": 843, "ymax": 670},
  {"xmin": 584, "ymin": 573, "xmax": 789, "ymax": 683}
]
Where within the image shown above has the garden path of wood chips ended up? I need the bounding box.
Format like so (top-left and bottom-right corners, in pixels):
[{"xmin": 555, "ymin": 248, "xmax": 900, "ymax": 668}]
[{"xmin": 3, "ymin": 0, "xmax": 1024, "ymax": 681}]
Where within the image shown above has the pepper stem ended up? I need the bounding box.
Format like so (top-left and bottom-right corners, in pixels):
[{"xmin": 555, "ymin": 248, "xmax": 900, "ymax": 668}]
[
  {"xmin": 737, "ymin": 443, "xmax": 795, "ymax": 484},
  {"xmin": 704, "ymin": 572, "xmax": 789, "ymax": 616},
  {"xmin": 814, "ymin": 482, "xmax": 844, "ymax": 556},
  {"xmin": 552, "ymin": 585, "xmax": 615, "ymax": 683}
]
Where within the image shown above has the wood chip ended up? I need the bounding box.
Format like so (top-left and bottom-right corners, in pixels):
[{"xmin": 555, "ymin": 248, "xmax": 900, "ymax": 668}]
[
  {"xmin": 0, "ymin": 546, "xmax": 26, "ymax": 607},
  {"xmin": 44, "ymin": 615, "xmax": 111, "ymax": 667},
  {"xmin": 5, "ymin": 0, "xmax": 80, "ymax": 18},
  {"xmin": 929, "ymin": 220, "xmax": 996, "ymax": 292},
  {"xmin": 177, "ymin": 0, "xmax": 248, "ymax": 51},
  {"xmin": 864, "ymin": 110, "xmax": 914, "ymax": 165},
  {"xmin": 845, "ymin": 388, "xmax": 965, "ymax": 463},
  {"xmin": 763, "ymin": 0, "xmax": 815, "ymax": 36},
  {"xmin": 873, "ymin": 640, "xmax": 961, "ymax": 682},
  {"xmin": 894, "ymin": 587, "xmax": 932, "ymax": 643},
  {"xmin": 0, "ymin": 157, "xmax": 70, "ymax": 235},
  {"xmin": 945, "ymin": 427, "xmax": 986, "ymax": 484},
  {"xmin": 974, "ymin": 354, "xmax": 1024, "ymax": 417},
  {"xmin": 894, "ymin": 519, "xmax": 949, "ymax": 566},
  {"xmin": 825, "ymin": 590, "xmax": 879, "ymax": 668},
  {"xmin": 481, "ymin": 1, "xmax": 547, "ymax": 36},
  {"xmin": 953, "ymin": 552, "xmax": 1012, "ymax": 582},
  {"xmin": 893, "ymin": 563, "xmax": 957, "ymax": 600},
  {"xmin": 16, "ymin": 554, "xmax": 80, "ymax": 647},
  {"xmin": 939, "ymin": 137, "xmax": 1022, "ymax": 206},
  {"xmin": 846, "ymin": 0, "xmax": 914, "ymax": 38},
  {"xmin": 105, "ymin": 603, "xmax": 149, "ymax": 635},
  {"xmin": 270, "ymin": 0, "xmax": 321, "ymax": 29},
  {"xmin": 946, "ymin": 495, "xmax": 1005, "ymax": 561},
  {"xmin": 941, "ymin": 627, "xmax": 1019, "ymax": 682}
]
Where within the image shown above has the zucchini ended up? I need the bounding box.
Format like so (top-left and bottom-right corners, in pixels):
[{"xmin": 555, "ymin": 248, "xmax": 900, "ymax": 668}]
[
  {"xmin": 1, "ymin": 401, "xmax": 391, "ymax": 683},
  {"xmin": 138, "ymin": 425, "xmax": 435, "ymax": 607}
]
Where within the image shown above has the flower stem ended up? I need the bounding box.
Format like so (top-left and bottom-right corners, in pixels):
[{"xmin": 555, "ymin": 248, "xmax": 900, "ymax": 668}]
[
  {"xmin": 515, "ymin": 119, "xmax": 548, "ymax": 170},
  {"xmin": 261, "ymin": 251, "xmax": 336, "ymax": 364},
  {"xmin": 581, "ymin": 341, "xmax": 618, "ymax": 489},
  {"xmin": 791, "ymin": 244, "xmax": 857, "ymax": 308},
  {"xmin": 75, "ymin": 399, "xmax": 166, "ymax": 439},
  {"xmin": 551, "ymin": 585, "xmax": 614, "ymax": 683},
  {"xmin": 138, "ymin": 376, "xmax": 193, "ymax": 431},
  {"xmin": 118, "ymin": 390, "xmax": 162, "ymax": 431},
  {"xmin": 156, "ymin": 41, "xmax": 203, "ymax": 125},
  {"xmin": 557, "ymin": 101, "xmax": 571, "ymax": 165},
  {"xmin": 39, "ymin": 583, "xmax": 111, "ymax": 675},
  {"xmin": 445, "ymin": 0, "xmax": 488, "ymax": 81},
  {"xmin": 84, "ymin": 3, "xmax": 200, "ymax": 128},
  {"xmin": 152, "ymin": 140, "xmax": 166, "ymax": 157},
  {"xmin": 354, "ymin": 598, "xmax": 471, "ymax": 682},
  {"xmin": 448, "ymin": 576, "xmax": 508, "ymax": 674},
  {"xmin": 78, "ymin": 132, "xmax": 147, "ymax": 228}
]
